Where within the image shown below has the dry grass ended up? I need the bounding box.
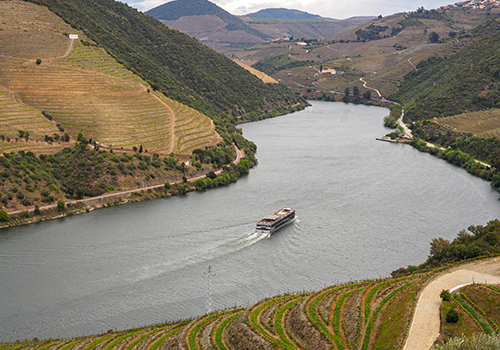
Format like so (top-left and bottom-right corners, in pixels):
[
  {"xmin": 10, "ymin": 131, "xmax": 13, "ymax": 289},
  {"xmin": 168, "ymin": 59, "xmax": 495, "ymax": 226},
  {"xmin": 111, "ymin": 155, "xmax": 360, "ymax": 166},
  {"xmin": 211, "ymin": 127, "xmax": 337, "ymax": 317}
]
[
  {"xmin": 233, "ymin": 60, "xmax": 278, "ymax": 83},
  {"xmin": 439, "ymin": 109, "xmax": 500, "ymax": 140},
  {"xmin": 0, "ymin": 0, "xmax": 221, "ymax": 155}
]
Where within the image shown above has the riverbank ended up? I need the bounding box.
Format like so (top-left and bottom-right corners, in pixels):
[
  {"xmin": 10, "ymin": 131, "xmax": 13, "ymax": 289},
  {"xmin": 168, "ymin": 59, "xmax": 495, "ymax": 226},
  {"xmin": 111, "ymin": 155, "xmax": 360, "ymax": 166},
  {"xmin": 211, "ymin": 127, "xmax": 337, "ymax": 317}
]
[{"xmin": 0, "ymin": 146, "xmax": 244, "ymax": 229}]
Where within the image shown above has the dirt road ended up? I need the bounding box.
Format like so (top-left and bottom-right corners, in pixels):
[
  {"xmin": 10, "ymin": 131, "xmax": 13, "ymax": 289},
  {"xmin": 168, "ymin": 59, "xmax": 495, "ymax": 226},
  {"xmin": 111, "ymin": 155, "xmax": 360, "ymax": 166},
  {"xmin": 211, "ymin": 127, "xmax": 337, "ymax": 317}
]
[
  {"xmin": 403, "ymin": 258, "xmax": 500, "ymax": 350},
  {"xmin": 7, "ymin": 145, "xmax": 244, "ymax": 217}
]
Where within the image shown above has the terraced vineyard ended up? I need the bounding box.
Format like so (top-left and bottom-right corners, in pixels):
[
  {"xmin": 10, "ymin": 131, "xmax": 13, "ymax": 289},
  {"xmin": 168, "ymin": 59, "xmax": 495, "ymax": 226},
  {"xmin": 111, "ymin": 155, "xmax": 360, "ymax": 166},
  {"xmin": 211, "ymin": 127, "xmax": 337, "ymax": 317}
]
[
  {"xmin": 1, "ymin": 274, "xmax": 428, "ymax": 350},
  {"xmin": 3, "ymin": 266, "xmax": 500, "ymax": 350},
  {"xmin": 0, "ymin": 90, "xmax": 64, "ymax": 154},
  {"xmin": 0, "ymin": 1, "xmax": 221, "ymax": 155},
  {"xmin": 438, "ymin": 109, "xmax": 500, "ymax": 140},
  {"xmin": 441, "ymin": 284, "xmax": 500, "ymax": 339}
]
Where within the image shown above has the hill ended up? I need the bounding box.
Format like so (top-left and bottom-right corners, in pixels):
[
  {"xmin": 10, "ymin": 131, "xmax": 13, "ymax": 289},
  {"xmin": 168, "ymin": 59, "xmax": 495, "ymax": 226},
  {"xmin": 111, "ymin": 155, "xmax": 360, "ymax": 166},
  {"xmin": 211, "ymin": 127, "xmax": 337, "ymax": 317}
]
[
  {"xmin": 234, "ymin": 7, "xmax": 500, "ymax": 99},
  {"xmin": 0, "ymin": 0, "xmax": 222, "ymax": 155},
  {"xmin": 246, "ymin": 8, "xmax": 321, "ymax": 20},
  {"xmin": 3, "ymin": 253, "xmax": 500, "ymax": 349},
  {"xmin": 145, "ymin": 0, "xmax": 269, "ymax": 52},
  {"xmin": 146, "ymin": 0, "xmax": 372, "ymax": 53},
  {"xmin": 390, "ymin": 19, "xmax": 500, "ymax": 122},
  {"xmin": 24, "ymin": 0, "xmax": 306, "ymax": 129}
]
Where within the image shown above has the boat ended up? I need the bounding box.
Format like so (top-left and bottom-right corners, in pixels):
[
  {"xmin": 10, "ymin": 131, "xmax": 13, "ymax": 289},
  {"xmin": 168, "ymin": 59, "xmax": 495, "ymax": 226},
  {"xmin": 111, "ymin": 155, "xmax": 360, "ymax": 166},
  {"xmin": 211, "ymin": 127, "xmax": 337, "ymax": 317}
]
[{"xmin": 256, "ymin": 208, "xmax": 295, "ymax": 234}]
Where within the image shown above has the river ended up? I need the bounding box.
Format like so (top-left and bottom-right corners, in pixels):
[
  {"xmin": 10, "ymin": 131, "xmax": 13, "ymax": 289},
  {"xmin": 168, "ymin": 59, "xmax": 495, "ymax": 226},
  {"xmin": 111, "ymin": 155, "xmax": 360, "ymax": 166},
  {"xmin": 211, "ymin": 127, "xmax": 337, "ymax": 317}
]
[{"xmin": 0, "ymin": 101, "xmax": 498, "ymax": 341}]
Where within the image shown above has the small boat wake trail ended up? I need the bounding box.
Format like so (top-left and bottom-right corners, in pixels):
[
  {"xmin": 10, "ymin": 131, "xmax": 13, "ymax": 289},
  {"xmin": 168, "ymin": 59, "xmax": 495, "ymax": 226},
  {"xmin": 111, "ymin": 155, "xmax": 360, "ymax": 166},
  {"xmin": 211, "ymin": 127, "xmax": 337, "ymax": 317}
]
[{"xmin": 129, "ymin": 232, "xmax": 268, "ymax": 283}]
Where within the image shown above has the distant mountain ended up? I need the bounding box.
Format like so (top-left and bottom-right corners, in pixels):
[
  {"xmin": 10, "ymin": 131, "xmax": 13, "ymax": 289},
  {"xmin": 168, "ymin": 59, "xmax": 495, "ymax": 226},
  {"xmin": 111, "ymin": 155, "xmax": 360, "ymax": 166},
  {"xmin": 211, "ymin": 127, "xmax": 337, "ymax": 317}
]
[
  {"xmin": 246, "ymin": 8, "xmax": 321, "ymax": 20},
  {"xmin": 145, "ymin": 0, "xmax": 269, "ymax": 41},
  {"xmin": 146, "ymin": 0, "xmax": 372, "ymax": 53}
]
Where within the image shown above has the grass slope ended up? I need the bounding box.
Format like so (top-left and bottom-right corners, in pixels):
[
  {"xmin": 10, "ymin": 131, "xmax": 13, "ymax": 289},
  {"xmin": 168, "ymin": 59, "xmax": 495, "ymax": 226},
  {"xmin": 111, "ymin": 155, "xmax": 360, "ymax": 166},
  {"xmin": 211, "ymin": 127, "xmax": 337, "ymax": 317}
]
[
  {"xmin": 24, "ymin": 0, "xmax": 305, "ymax": 126},
  {"xmin": 391, "ymin": 20, "xmax": 500, "ymax": 122},
  {"xmin": 0, "ymin": 1, "xmax": 221, "ymax": 155}
]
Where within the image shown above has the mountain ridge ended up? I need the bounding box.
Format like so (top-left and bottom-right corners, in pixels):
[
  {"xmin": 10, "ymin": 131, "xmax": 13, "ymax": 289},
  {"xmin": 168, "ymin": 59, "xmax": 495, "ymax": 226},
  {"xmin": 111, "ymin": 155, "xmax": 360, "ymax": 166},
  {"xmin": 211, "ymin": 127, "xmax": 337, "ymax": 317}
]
[{"xmin": 246, "ymin": 8, "xmax": 321, "ymax": 20}]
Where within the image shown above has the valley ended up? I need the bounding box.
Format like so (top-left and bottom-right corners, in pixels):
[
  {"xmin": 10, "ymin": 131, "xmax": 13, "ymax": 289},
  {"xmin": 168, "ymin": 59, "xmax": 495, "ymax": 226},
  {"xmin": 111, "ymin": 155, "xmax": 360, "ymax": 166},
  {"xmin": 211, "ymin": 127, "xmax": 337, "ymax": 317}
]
[{"xmin": 0, "ymin": 0, "xmax": 500, "ymax": 348}]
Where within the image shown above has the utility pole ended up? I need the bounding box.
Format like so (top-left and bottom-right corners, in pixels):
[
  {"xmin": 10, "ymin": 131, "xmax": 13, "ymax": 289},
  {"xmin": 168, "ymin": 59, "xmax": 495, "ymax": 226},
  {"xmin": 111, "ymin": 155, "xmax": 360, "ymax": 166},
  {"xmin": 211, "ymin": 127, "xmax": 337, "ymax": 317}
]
[{"xmin": 204, "ymin": 266, "xmax": 215, "ymax": 314}]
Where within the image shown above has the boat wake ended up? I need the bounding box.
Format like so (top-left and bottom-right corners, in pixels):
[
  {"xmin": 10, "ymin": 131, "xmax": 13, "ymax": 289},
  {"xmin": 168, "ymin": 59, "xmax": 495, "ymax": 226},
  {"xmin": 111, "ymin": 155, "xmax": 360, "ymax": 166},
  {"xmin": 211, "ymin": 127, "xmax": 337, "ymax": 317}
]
[{"xmin": 128, "ymin": 232, "xmax": 268, "ymax": 283}]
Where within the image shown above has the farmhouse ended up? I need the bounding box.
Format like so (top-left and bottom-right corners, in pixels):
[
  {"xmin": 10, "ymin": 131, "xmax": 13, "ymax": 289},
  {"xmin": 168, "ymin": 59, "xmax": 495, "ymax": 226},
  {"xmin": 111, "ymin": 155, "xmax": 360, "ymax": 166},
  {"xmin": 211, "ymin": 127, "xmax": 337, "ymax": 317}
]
[{"xmin": 322, "ymin": 68, "xmax": 336, "ymax": 74}]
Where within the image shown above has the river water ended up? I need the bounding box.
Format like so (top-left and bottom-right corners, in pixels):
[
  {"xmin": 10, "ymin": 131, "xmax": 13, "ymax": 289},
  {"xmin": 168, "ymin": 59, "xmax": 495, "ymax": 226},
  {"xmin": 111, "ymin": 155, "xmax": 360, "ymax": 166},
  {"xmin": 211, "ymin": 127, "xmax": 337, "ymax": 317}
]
[{"xmin": 1, "ymin": 101, "xmax": 498, "ymax": 341}]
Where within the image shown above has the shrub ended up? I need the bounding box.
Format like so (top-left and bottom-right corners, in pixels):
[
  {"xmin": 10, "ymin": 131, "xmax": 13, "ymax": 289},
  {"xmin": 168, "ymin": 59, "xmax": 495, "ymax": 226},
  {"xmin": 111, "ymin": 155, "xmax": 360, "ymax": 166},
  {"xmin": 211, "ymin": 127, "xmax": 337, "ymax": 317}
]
[
  {"xmin": 36, "ymin": 58, "xmax": 41, "ymax": 65},
  {"xmin": 0, "ymin": 210, "xmax": 9, "ymax": 222},
  {"xmin": 440, "ymin": 290, "xmax": 451, "ymax": 301},
  {"xmin": 445, "ymin": 308, "xmax": 459, "ymax": 323},
  {"xmin": 34, "ymin": 204, "xmax": 40, "ymax": 215},
  {"xmin": 57, "ymin": 200, "xmax": 65, "ymax": 210},
  {"xmin": 164, "ymin": 182, "xmax": 171, "ymax": 190},
  {"xmin": 21, "ymin": 198, "xmax": 31, "ymax": 206}
]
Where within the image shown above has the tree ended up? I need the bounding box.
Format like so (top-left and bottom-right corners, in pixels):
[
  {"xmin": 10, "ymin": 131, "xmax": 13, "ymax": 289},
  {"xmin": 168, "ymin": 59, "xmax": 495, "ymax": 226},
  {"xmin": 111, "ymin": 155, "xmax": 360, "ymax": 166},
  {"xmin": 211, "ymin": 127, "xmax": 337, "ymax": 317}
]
[
  {"xmin": 363, "ymin": 90, "xmax": 371, "ymax": 99},
  {"xmin": 164, "ymin": 182, "xmax": 171, "ymax": 190},
  {"xmin": 238, "ymin": 158, "xmax": 250, "ymax": 175},
  {"xmin": 448, "ymin": 31, "xmax": 457, "ymax": 38},
  {"xmin": 430, "ymin": 237, "xmax": 450, "ymax": 257},
  {"xmin": 34, "ymin": 204, "xmax": 40, "ymax": 215},
  {"xmin": 139, "ymin": 144, "xmax": 143, "ymax": 153},
  {"xmin": 57, "ymin": 200, "xmax": 65, "ymax": 211},
  {"xmin": 353, "ymin": 86, "xmax": 359, "ymax": 97},
  {"xmin": 428, "ymin": 32, "xmax": 440, "ymax": 43},
  {"xmin": 343, "ymin": 87, "xmax": 350, "ymax": 103}
]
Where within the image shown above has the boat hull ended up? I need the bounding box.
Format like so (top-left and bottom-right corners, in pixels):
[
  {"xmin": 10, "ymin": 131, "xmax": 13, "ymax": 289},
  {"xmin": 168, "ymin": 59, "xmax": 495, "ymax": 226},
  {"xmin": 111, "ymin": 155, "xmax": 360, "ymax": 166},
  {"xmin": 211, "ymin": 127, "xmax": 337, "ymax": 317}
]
[{"xmin": 256, "ymin": 208, "xmax": 295, "ymax": 235}]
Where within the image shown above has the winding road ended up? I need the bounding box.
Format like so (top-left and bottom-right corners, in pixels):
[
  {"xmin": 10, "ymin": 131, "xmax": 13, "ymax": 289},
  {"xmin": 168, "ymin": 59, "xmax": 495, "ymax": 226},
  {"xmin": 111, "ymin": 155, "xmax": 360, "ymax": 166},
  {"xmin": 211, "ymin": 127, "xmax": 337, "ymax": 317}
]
[
  {"xmin": 403, "ymin": 258, "xmax": 500, "ymax": 350},
  {"xmin": 6, "ymin": 145, "xmax": 244, "ymax": 218}
]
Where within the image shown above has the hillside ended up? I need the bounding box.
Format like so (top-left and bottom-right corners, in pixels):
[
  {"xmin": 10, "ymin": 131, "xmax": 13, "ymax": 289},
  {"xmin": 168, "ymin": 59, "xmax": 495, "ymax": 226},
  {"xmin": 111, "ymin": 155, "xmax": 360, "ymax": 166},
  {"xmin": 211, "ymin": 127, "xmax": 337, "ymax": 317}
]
[
  {"xmin": 390, "ymin": 19, "xmax": 500, "ymax": 122},
  {"xmin": 145, "ymin": 0, "xmax": 269, "ymax": 52},
  {"xmin": 24, "ymin": 0, "xmax": 306, "ymax": 128},
  {"xmin": 146, "ymin": 0, "xmax": 372, "ymax": 53},
  {"xmin": 3, "ymin": 255, "xmax": 500, "ymax": 349},
  {"xmin": 234, "ymin": 7, "xmax": 500, "ymax": 98},
  {"xmin": 0, "ymin": 1, "xmax": 221, "ymax": 155},
  {"xmin": 246, "ymin": 8, "xmax": 321, "ymax": 20}
]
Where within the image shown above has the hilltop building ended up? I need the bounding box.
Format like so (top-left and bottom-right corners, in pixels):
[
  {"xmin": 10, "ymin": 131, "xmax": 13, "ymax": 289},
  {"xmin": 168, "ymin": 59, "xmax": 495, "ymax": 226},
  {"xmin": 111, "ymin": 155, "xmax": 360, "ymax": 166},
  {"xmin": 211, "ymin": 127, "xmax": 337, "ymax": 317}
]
[{"xmin": 321, "ymin": 68, "xmax": 337, "ymax": 74}]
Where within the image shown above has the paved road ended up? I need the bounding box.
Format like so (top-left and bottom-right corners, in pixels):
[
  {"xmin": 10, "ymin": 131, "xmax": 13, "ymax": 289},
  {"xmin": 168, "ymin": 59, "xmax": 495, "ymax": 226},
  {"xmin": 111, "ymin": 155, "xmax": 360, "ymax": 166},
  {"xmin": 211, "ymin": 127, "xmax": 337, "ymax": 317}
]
[{"xmin": 403, "ymin": 258, "xmax": 500, "ymax": 350}]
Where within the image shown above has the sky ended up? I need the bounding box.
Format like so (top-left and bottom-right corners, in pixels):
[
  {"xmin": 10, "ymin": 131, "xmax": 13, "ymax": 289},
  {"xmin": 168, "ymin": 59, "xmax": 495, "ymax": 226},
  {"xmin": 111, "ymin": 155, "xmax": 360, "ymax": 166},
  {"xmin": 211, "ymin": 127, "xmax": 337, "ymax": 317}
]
[{"xmin": 121, "ymin": 0, "xmax": 449, "ymax": 19}]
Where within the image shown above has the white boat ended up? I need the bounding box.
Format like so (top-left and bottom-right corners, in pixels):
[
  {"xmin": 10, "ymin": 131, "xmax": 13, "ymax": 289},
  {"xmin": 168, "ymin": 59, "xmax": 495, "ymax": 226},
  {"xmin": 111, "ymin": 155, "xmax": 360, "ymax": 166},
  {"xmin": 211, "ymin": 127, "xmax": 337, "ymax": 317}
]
[{"xmin": 256, "ymin": 208, "xmax": 295, "ymax": 234}]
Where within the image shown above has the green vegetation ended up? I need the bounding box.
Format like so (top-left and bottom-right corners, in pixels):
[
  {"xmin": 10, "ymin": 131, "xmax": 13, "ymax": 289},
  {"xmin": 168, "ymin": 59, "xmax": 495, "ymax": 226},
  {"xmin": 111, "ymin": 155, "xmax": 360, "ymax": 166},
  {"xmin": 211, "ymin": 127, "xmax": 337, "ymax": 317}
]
[
  {"xmin": 409, "ymin": 122, "xmax": 500, "ymax": 193},
  {"xmin": 0, "ymin": 141, "xmax": 243, "ymax": 215},
  {"xmin": 25, "ymin": 0, "xmax": 306, "ymax": 132},
  {"xmin": 453, "ymin": 295, "xmax": 494, "ymax": 335},
  {"xmin": 392, "ymin": 219, "xmax": 500, "ymax": 276},
  {"xmin": 1, "ymin": 256, "xmax": 499, "ymax": 350},
  {"xmin": 355, "ymin": 24, "xmax": 389, "ymax": 41},
  {"xmin": 432, "ymin": 333, "xmax": 500, "ymax": 350},
  {"xmin": 253, "ymin": 55, "xmax": 314, "ymax": 75},
  {"xmin": 391, "ymin": 22, "xmax": 500, "ymax": 121}
]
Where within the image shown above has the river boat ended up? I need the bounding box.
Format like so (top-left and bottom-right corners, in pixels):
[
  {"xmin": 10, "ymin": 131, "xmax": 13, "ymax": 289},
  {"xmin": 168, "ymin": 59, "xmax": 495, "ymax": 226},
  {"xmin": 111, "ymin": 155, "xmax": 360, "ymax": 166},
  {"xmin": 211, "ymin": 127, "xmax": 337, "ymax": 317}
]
[{"xmin": 256, "ymin": 208, "xmax": 295, "ymax": 235}]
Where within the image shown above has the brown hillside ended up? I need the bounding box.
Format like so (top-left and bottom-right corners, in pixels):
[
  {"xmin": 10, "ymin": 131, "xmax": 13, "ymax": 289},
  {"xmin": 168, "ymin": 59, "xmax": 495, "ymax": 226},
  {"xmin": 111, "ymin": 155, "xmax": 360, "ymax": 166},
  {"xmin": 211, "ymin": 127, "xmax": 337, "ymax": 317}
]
[
  {"xmin": 233, "ymin": 60, "xmax": 278, "ymax": 83},
  {"xmin": 0, "ymin": 0, "xmax": 221, "ymax": 155}
]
